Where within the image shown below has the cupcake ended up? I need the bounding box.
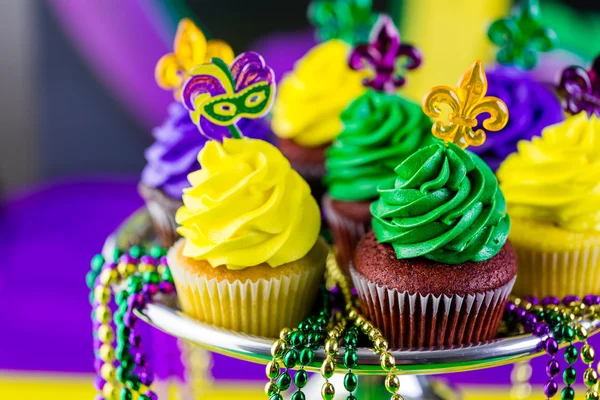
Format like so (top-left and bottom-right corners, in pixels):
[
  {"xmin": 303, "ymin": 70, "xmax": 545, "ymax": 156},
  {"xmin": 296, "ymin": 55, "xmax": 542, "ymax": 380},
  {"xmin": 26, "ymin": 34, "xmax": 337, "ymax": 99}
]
[
  {"xmin": 323, "ymin": 16, "xmax": 430, "ymax": 272},
  {"xmin": 324, "ymin": 93, "xmax": 433, "ymax": 271},
  {"xmin": 141, "ymin": 19, "xmax": 271, "ymax": 246},
  {"xmin": 474, "ymin": 1, "xmax": 563, "ymax": 170},
  {"xmin": 351, "ymin": 61, "xmax": 518, "ymax": 348},
  {"xmin": 271, "ymin": 39, "xmax": 366, "ymax": 200},
  {"xmin": 139, "ymin": 104, "xmax": 272, "ymax": 247},
  {"xmin": 139, "ymin": 103, "xmax": 203, "ymax": 246},
  {"xmin": 169, "ymin": 138, "xmax": 327, "ymax": 337},
  {"xmin": 471, "ymin": 66, "xmax": 564, "ymax": 170},
  {"xmin": 498, "ymin": 112, "xmax": 600, "ymax": 298},
  {"xmin": 168, "ymin": 52, "xmax": 328, "ymax": 338}
]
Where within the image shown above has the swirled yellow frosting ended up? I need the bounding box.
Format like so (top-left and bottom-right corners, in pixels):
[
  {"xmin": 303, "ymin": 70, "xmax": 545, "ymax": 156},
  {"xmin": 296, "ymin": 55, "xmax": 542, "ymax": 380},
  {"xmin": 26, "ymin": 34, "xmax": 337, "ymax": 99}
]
[
  {"xmin": 498, "ymin": 112, "xmax": 600, "ymax": 232},
  {"xmin": 271, "ymin": 39, "xmax": 366, "ymax": 147},
  {"xmin": 176, "ymin": 138, "xmax": 321, "ymax": 269}
]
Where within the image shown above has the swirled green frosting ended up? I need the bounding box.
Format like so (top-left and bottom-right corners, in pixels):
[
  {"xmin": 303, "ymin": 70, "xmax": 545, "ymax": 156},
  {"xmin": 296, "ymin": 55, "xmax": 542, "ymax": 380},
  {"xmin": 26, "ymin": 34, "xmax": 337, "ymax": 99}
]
[
  {"xmin": 324, "ymin": 90, "xmax": 433, "ymax": 202},
  {"xmin": 371, "ymin": 140, "xmax": 510, "ymax": 264}
]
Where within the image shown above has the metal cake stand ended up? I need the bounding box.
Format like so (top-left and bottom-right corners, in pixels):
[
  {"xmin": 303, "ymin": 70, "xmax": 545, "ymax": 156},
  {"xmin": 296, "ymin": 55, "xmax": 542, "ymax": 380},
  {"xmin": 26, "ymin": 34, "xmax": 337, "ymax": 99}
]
[{"xmin": 103, "ymin": 209, "xmax": 600, "ymax": 400}]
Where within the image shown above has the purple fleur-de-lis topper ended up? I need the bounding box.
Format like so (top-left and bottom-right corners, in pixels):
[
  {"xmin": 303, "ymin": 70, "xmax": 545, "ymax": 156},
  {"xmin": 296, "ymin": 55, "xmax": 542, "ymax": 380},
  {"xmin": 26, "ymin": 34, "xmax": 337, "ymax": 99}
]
[
  {"xmin": 558, "ymin": 54, "xmax": 600, "ymax": 117},
  {"xmin": 348, "ymin": 14, "xmax": 423, "ymax": 93}
]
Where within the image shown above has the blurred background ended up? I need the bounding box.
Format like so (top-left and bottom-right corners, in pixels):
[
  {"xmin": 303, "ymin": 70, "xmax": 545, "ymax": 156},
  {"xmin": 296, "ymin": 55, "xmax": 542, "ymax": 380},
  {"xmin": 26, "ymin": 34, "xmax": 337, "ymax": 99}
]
[{"xmin": 1, "ymin": 0, "xmax": 600, "ymax": 399}]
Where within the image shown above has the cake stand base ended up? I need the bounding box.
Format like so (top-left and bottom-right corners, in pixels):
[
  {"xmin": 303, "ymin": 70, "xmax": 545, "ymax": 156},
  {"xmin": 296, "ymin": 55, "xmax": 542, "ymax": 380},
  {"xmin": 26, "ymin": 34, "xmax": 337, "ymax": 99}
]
[{"xmin": 290, "ymin": 374, "xmax": 461, "ymax": 400}]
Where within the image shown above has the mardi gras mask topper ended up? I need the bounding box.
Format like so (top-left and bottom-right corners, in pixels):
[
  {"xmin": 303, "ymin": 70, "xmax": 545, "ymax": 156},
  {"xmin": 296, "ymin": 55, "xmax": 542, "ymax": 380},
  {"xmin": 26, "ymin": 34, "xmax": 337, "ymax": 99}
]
[
  {"xmin": 422, "ymin": 61, "xmax": 509, "ymax": 149},
  {"xmin": 155, "ymin": 18, "xmax": 235, "ymax": 101},
  {"xmin": 348, "ymin": 15, "xmax": 422, "ymax": 93},
  {"xmin": 182, "ymin": 52, "xmax": 275, "ymax": 140},
  {"xmin": 488, "ymin": 0, "xmax": 557, "ymax": 71},
  {"xmin": 558, "ymin": 55, "xmax": 600, "ymax": 117},
  {"xmin": 308, "ymin": 0, "xmax": 378, "ymax": 45}
]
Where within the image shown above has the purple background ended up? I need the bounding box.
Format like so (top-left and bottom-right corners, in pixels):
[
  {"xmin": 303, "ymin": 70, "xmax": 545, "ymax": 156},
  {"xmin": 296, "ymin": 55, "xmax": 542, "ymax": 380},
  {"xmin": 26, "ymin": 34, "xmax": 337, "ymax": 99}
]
[{"xmin": 1, "ymin": 178, "xmax": 590, "ymax": 384}]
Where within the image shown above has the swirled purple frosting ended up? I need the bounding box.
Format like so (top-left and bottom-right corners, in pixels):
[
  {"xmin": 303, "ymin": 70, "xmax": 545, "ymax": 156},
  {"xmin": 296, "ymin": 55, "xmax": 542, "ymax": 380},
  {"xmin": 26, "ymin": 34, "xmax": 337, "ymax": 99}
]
[
  {"xmin": 141, "ymin": 102, "xmax": 272, "ymax": 199},
  {"xmin": 472, "ymin": 66, "xmax": 564, "ymax": 170}
]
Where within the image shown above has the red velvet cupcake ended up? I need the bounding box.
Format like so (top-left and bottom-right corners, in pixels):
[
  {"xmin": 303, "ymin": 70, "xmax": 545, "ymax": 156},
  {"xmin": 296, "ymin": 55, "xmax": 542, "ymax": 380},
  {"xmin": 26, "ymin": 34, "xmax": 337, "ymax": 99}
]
[
  {"xmin": 351, "ymin": 61, "xmax": 517, "ymax": 348},
  {"xmin": 351, "ymin": 139, "xmax": 517, "ymax": 348}
]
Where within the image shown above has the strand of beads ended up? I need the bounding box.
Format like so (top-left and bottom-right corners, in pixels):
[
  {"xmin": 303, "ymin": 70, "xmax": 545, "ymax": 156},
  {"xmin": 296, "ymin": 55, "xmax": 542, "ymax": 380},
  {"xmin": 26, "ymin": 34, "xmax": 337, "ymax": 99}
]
[
  {"xmin": 293, "ymin": 307, "xmax": 330, "ymax": 399},
  {"xmin": 321, "ymin": 312, "xmax": 347, "ymax": 400},
  {"xmin": 342, "ymin": 326, "xmax": 359, "ymax": 399},
  {"xmin": 554, "ymin": 297, "xmax": 580, "ymax": 400},
  {"xmin": 116, "ymin": 251, "xmax": 174, "ymax": 400},
  {"xmin": 582, "ymin": 295, "xmax": 600, "ymax": 400},
  {"xmin": 505, "ymin": 295, "xmax": 600, "ymax": 400},
  {"xmin": 326, "ymin": 252, "xmax": 402, "ymax": 400},
  {"xmin": 90, "ymin": 255, "xmax": 120, "ymax": 400},
  {"xmin": 266, "ymin": 330, "xmax": 289, "ymax": 400},
  {"xmin": 266, "ymin": 287, "xmax": 331, "ymax": 400}
]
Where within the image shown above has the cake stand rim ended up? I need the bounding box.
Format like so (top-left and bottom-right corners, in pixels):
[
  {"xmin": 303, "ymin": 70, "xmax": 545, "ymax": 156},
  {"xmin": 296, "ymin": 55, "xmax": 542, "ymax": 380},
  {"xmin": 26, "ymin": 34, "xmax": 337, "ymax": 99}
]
[{"xmin": 108, "ymin": 207, "xmax": 600, "ymax": 376}]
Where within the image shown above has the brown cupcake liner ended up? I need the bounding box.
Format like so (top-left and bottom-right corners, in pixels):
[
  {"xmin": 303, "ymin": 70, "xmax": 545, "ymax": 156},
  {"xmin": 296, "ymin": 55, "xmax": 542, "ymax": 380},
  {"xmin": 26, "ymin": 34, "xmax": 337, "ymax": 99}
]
[
  {"xmin": 138, "ymin": 183, "xmax": 182, "ymax": 247},
  {"xmin": 323, "ymin": 195, "xmax": 371, "ymax": 275},
  {"xmin": 351, "ymin": 266, "xmax": 516, "ymax": 349}
]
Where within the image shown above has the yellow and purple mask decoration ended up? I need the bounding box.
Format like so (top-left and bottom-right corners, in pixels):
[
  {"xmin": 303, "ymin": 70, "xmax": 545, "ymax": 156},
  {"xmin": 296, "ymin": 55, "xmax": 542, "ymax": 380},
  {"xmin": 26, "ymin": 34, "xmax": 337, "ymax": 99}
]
[
  {"xmin": 181, "ymin": 52, "xmax": 275, "ymax": 140},
  {"xmin": 422, "ymin": 61, "xmax": 509, "ymax": 149},
  {"xmin": 155, "ymin": 18, "xmax": 235, "ymax": 101}
]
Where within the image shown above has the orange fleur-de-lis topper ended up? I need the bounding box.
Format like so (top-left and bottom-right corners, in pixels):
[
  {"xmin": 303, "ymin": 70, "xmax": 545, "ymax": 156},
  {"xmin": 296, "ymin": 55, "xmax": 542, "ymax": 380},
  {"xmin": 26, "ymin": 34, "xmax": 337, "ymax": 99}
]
[
  {"xmin": 155, "ymin": 18, "xmax": 235, "ymax": 101},
  {"xmin": 421, "ymin": 61, "xmax": 509, "ymax": 149}
]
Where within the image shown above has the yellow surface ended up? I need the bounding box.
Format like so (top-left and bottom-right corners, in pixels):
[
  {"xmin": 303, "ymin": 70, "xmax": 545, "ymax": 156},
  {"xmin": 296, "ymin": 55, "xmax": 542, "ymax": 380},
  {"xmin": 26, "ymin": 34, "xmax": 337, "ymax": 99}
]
[
  {"xmin": 0, "ymin": 373, "xmax": 571, "ymax": 400},
  {"xmin": 399, "ymin": 0, "xmax": 509, "ymax": 102}
]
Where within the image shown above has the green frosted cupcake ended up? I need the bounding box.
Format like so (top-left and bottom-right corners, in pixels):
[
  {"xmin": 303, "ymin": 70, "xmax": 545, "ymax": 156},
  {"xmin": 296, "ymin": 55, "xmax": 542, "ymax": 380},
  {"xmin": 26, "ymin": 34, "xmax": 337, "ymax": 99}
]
[{"xmin": 323, "ymin": 90, "xmax": 432, "ymax": 271}]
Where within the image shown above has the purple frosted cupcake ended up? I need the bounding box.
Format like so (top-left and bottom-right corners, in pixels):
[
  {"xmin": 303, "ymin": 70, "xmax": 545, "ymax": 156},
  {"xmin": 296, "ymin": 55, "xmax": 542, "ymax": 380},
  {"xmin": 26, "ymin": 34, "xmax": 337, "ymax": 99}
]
[
  {"xmin": 471, "ymin": 66, "xmax": 564, "ymax": 170},
  {"xmin": 139, "ymin": 102, "xmax": 271, "ymax": 246}
]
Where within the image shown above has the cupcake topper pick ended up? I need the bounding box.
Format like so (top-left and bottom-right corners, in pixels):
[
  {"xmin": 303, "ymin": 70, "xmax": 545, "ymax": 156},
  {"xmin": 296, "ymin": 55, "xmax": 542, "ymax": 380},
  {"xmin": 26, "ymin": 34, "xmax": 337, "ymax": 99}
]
[
  {"xmin": 348, "ymin": 15, "xmax": 422, "ymax": 93},
  {"xmin": 308, "ymin": 0, "xmax": 378, "ymax": 45},
  {"xmin": 155, "ymin": 18, "xmax": 235, "ymax": 101},
  {"xmin": 422, "ymin": 61, "xmax": 509, "ymax": 149},
  {"xmin": 488, "ymin": 0, "xmax": 557, "ymax": 70},
  {"xmin": 558, "ymin": 55, "xmax": 600, "ymax": 117},
  {"xmin": 181, "ymin": 52, "xmax": 275, "ymax": 140}
]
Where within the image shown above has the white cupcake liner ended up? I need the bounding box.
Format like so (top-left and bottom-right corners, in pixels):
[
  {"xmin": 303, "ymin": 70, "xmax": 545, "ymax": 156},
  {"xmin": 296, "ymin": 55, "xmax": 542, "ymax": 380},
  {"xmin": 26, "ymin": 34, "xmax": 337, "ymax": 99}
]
[
  {"xmin": 322, "ymin": 195, "xmax": 370, "ymax": 274},
  {"xmin": 512, "ymin": 246, "xmax": 600, "ymax": 298},
  {"xmin": 167, "ymin": 240, "xmax": 325, "ymax": 338},
  {"xmin": 351, "ymin": 266, "xmax": 516, "ymax": 349}
]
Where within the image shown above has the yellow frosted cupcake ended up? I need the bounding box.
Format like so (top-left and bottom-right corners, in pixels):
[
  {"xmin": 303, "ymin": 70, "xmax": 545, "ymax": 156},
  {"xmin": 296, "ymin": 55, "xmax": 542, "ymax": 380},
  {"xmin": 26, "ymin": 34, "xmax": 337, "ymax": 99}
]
[
  {"xmin": 498, "ymin": 112, "xmax": 600, "ymax": 297},
  {"xmin": 168, "ymin": 137, "xmax": 328, "ymax": 338},
  {"xmin": 271, "ymin": 39, "xmax": 366, "ymax": 199}
]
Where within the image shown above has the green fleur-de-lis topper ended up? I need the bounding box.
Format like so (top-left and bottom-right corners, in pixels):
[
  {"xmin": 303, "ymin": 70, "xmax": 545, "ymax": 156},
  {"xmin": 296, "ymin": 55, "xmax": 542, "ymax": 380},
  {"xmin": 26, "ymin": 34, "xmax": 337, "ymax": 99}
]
[
  {"xmin": 488, "ymin": 0, "xmax": 558, "ymax": 70},
  {"xmin": 308, "ymin": 0, "xmax": 379, "ymax": 45}
]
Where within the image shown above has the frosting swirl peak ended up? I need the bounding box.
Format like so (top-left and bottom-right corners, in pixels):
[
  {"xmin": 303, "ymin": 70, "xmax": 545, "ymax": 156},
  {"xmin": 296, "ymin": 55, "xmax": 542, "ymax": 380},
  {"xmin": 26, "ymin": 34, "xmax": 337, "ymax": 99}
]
[
  {"xmin": 325, "ymin": 91, "xmax": 432, "ymax": 201},
  {"xmin": 498, "ymin": 112, "xmax": 600, "ymax": 232},
  {"xmin": 176, "ymin": 138, "xmax": 321, "ymax": 269},
  {"xmin": 372, "ymin": 140, "xmax": 510, "ymax": 264}
]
